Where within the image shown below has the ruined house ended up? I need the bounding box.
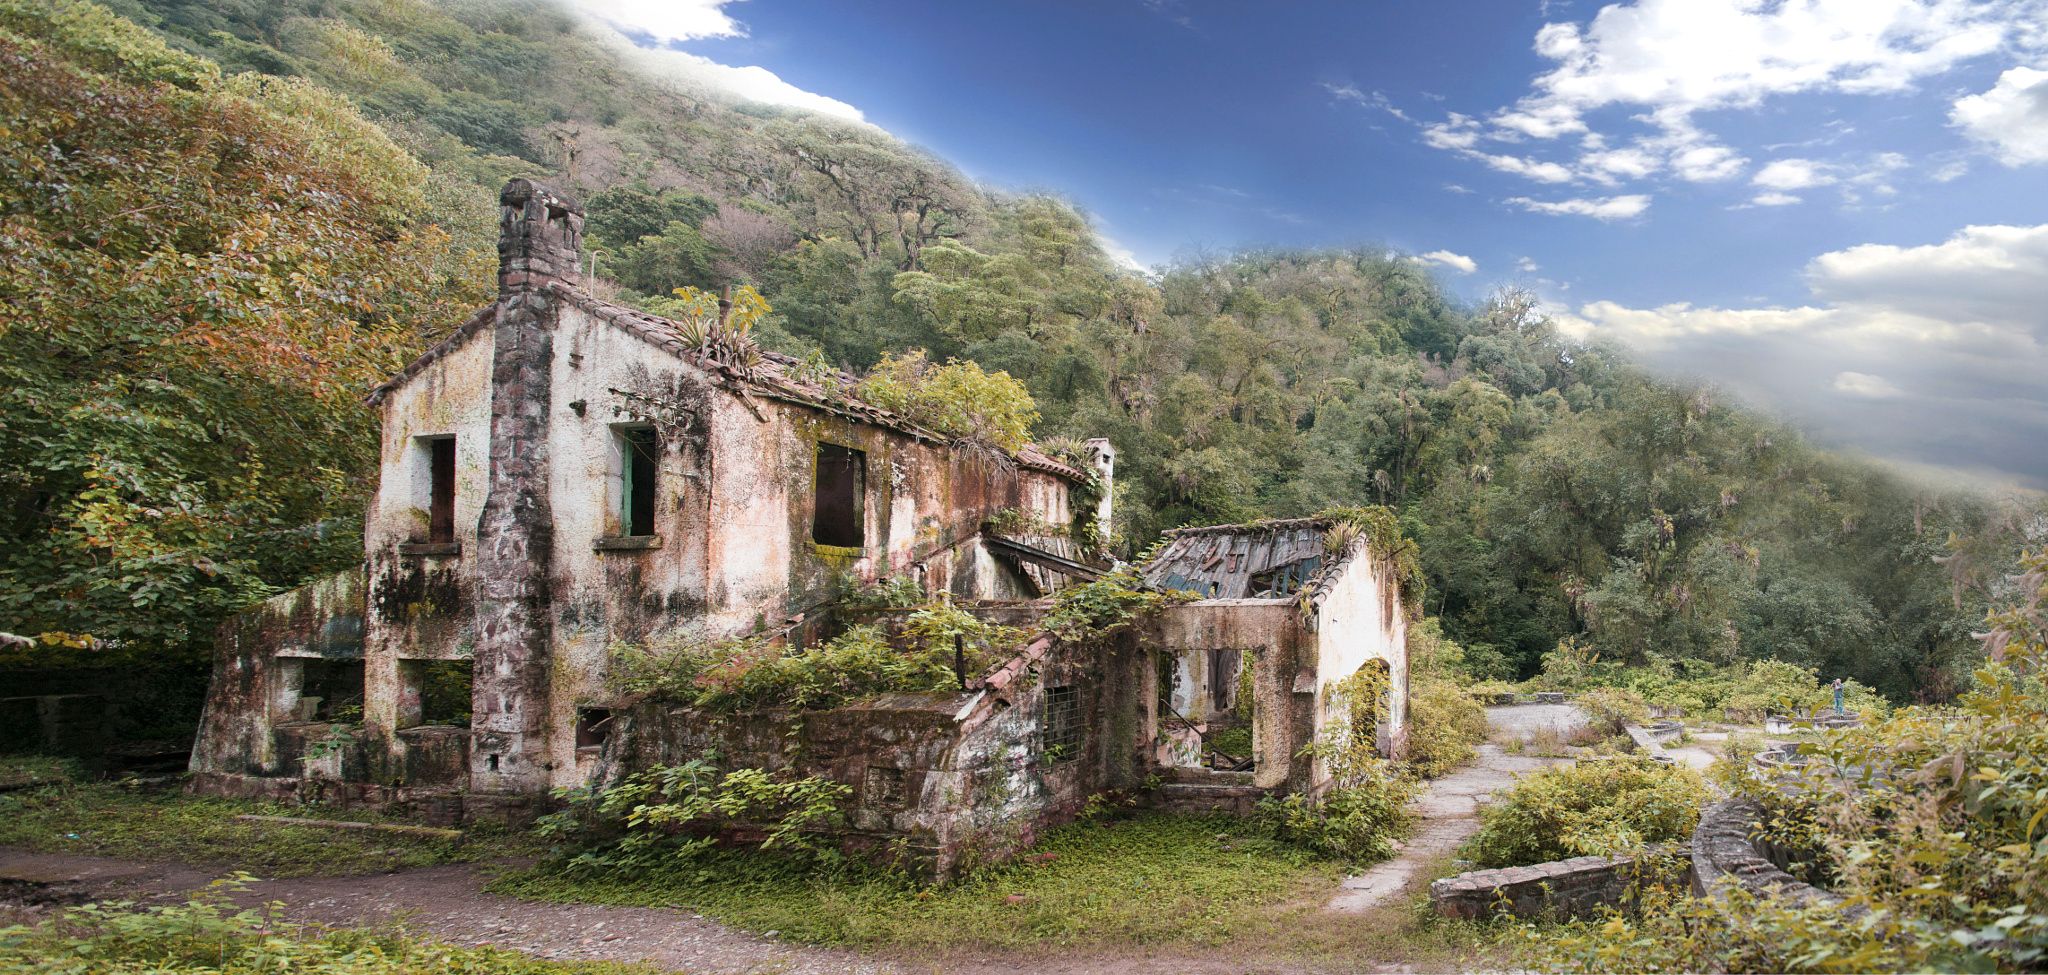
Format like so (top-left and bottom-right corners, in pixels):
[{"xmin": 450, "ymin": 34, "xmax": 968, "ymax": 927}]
[{"xmin": 188, "ymin": 180, "xmax": 1408, "ymax": 872}]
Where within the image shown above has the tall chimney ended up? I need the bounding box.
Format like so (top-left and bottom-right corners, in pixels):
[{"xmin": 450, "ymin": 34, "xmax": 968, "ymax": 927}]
[
  {"xmin": 497, "ymin": 178, "xmax": 584, "ymax": 295},
  {"xmin": 1084, "ymin": 438, "xmax": 1116, "ymax": 546},
  {"xmin": 471, "ymin": 179, "xmax": 577, "ymax": 794}
]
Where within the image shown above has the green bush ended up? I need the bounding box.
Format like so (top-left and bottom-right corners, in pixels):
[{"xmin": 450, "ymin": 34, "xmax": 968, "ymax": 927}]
[
  {"xmin": 1407, "ymin": 677, "xmax": 1488, "ymax": 778},
  {"xmin": 1465, "ymin": 755, "xmax": 1708, "ymax": 868},
  {"xmin": 1574, "ymin": 686, "xmax": 1650, "ymax": 734},
  {"xmin": 1255, "ymin": 761, "xmax": 1415, "ymax": 864},
  {"xmin": 540, "ymin": 757, "xmax": 851, "ymax": 874}
]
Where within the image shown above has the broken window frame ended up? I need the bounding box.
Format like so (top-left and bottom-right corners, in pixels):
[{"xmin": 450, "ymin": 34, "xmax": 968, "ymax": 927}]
[
  {"xmin": 612, "ymin": 424, "xmax": 660, "ymax": 538},
  {"xmin": 812, "ymin": 442, "xmax": 866, "ymax": 548},
  {"xmin": 420, "ymin": 435, "xmax": 457, "ymax": 544}
]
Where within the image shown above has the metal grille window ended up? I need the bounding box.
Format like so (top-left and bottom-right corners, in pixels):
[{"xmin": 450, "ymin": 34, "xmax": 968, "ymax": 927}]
[{"xmin": 1041, "ymin": 684, "xmax": 1082, "ymax": 764}]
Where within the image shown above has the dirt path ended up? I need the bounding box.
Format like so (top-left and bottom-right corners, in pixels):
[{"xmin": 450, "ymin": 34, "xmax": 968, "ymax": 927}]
[
  {"xmin": 0, "ymin": 848, "xmax": 887, "ymax": 974},
  {"xmin": 1325, "ymin": 704, "xmax": 1584, "ymax": 914}
]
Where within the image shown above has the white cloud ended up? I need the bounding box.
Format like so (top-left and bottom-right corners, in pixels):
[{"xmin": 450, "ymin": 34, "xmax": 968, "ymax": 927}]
[
  {"xmin": 1952, "ymin": 66, "xmax": 2048, "ymax": 165},
  {"xmin": 1476, "ymin": 152, "xmax": 1577, "ymax": 183},
  {"xmin": 1407, "ymin": 0, "xmax": 2045, "ymax": 202},
  {"xmin": 1753, "ymin": 158, "xmax": 1834, "ymax": 190},
  {"xmin": 1516, "ymin": 256, "xmax": 1541, "ymax": 273},
  {"xmin": 1517, "ymin": 0, "xmax": 2012, "ymax": 129},
  {"xmin": 1932, "ymin": 160, "xmax": 1971, "ymax": 182},
  {"xmin": 1443, "ymin": 183, "xmax": 1474, "ymax": 194},
  {"xmin": 575, "ymin": 0, "xmax": 746, "ymax": 42},
  {"xmin": 1412, "ymin": 250, "xmax": 1479, "ymax": 273},
  {"xmin": 571, "ymin": 0, "xmax": 866, "ymax": 122},
  {"xmin": 1833, "ymin": 371, "xmax": 1904, "ymax": 397},
  {"xmin": 1505, "ymin": 194, "xmax": 1651, "ymax": 220},
  {"xmin": 1750, "ymin": 191, "xmax": 1803, "ymax": 206},
  {"xmin": 1554, "ymin": 221, "xmax": 2048, "ymax": 486}
]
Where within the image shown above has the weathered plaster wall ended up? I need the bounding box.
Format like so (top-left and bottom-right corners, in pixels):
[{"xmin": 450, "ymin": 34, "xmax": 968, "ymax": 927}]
[
  {"xmin": 1312, "ymin": 554, "xmax": 1410, "ymax": 763},
  {"xmin": 191, "ymin": 568, "xmax": 366, "ymax": 776},
  {"xmin": 1147, "ymin": 601, "xmax": 1309, "ymax": 790}
]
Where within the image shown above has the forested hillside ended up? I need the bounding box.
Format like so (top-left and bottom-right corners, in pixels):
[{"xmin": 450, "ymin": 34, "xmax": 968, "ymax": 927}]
[{"xmin": 2, "ymin": 0, "xmax": 2039, "ymax": 710}]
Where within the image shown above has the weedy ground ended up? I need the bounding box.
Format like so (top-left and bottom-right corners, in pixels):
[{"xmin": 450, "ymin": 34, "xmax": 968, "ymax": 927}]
[
  {"xmin": 492, "ymin": 814, "xmax": 1532, "ymax": 971},
  {"xmin": 0, "ymin": 771, "xmax": 536, "ymax": 877}
]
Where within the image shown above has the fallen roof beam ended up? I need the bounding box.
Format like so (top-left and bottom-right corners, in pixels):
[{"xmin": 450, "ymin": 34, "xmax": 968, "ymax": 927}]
[{"xmin": 983, "ymin": 535, "xmax": 1105, "ymax": 581}]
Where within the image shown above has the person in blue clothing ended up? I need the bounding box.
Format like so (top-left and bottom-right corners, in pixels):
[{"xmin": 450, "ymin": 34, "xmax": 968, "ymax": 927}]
[{"xmin": 1831, "ymin": 678, "xmax": 1845, "ymax": 715}]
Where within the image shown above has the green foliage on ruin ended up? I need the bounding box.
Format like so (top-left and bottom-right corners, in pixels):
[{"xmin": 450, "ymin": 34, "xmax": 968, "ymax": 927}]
[
  {"xmin": 538, "ymin": 757, "xmax": 851, "ymax": 874},
  {"xmin": 854, "ymin": 349, "xmax": 1039, "ymax": 451},
  {"xmin": 1041, "ymin": 568, "xmax": 1186, "ymax": 643},
  {"xmin": 608, "ymin": 600, "xmax": 1023, "ymax": 712}
]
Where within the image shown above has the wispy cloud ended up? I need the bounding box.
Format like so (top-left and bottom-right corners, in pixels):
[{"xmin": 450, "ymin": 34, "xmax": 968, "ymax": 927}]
[
  {"xmin": 1411, "ymin": 250, "xmax": 1478, "ymax": 273},
  {"xmin": 1505, "ymin": 194, "xmax": 1650, "ymax": 220}
]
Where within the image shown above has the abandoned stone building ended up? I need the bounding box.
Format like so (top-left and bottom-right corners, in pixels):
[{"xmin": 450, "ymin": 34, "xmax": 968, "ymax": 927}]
[{"xmin": 188, "ymin": 179, "xmax": 1409, "ymax": 872}]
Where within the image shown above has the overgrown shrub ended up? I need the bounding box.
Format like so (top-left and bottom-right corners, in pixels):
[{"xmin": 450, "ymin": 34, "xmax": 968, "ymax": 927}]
[
  {"xmin": 1574, "ymin": 686, "xmax": 1650, "ymax": 734},
  {"xmin": 1255, "ymin": 761, "xmax": 1414, "ymax": 863},
  {"xmin": 540, "ymin": 757, "xmax": 851, "ymax": 875},
  {"xmin": 855, "ymin": 349, "xmax": 1039, "ymax": 451},
  {"xmin": 1465, "ymin": 755, "xmax": 1708, "ymax": 868},
  {"xmin": 1407, "ymin": 678, "xmax": 1488, "ymax": 778},
  {"xmin": 1404, "ymin": 620, "xmax": 1492, "ymax": 777},
  {"xmin": 1532, "ymin": 552, "xmax": 2048, "ymax": 973}
]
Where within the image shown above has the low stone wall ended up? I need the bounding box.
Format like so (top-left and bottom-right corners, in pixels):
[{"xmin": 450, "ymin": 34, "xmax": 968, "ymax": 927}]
[
  {"xmin": 1431, "ymin": 848, "xmax": 1689, "ymax": 920},
  {"xmin": 1689, "ymin": 797, "xmax": 1845, "ymax": 908}
]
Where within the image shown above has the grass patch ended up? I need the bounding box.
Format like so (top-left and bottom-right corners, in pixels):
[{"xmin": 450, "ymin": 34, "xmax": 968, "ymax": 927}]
[
  {"xmin": 0, "ymin": 878, "xmax": 658, "ymax": 974},
  {"xmin": 0, "ymin": 777, "xmax": 532, "ymax": 877},
  {"xmin": 0, "ymin": 754, "xmax": 82, "ymax": 791},
  {"xmin": 494, "ymin": 813, "xmax": 1347, "ymax": 951}
]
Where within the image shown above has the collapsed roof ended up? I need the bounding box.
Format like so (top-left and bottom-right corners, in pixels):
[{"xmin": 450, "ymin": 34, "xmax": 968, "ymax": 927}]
[{"xmin": 1139, "ymin": 517, "xmax": 1342, "ymax": 599}]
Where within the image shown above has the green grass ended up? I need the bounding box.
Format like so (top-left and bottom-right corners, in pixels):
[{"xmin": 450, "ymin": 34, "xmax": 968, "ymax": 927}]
[
  {"xmin": 0, "ymin": 754, "xmax": 83, "ymax": 790},
  {"xmin": 493, "ymin": 813, "xmax": 1347, "ymax": 951},
  {"xmin": 0, "ymin": 777, "xmax": 534, "ymax": 877},
  {"xmin": 0, "ymin": 880, "xmax": 663, "ymax": 974}
]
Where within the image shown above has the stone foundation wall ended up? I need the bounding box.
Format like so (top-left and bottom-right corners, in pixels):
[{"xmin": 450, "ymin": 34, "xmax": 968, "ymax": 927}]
[
  {"xmin": 1690, "ymin": 797, "xmax": 1846, "ymax": 908},
  {"xmin": 1430, "ymin": 849, "xmax": 1691, "ymax": 920}
]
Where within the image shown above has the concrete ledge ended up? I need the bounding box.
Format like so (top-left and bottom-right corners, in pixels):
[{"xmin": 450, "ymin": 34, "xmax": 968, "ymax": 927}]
[
  {"xmin": 397, "ymin": 541, "xmax": 462, "ymax": 557},
  {"xmin": 1152, "ymin": 781, "xmax": 1276, "ymax": 816},
  {"xmin": 1431, "ymin": 847, "xmax": 1690, "ymax": 920}
]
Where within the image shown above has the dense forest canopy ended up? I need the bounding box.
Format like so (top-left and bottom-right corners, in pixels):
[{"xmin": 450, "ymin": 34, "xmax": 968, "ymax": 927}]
[{"xmin": 1, "ymin": 0, "xmax": 2039, "ymax": 710}]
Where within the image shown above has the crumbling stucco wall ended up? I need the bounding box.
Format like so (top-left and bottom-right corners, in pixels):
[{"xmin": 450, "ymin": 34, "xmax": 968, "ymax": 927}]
[
  {"xmin": 191, "ymin": 568, "xmax": 366, "ymax": 777},
  {"xmin": 1311, "ymin": 553, "xmax": 1410, "ymax": 764}
]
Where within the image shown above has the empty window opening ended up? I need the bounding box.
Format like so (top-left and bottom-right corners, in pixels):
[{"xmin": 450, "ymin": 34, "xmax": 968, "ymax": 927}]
[
  {"xmin": 425, "ymin": 436, "xmax": 456, "ymax": 543},
  {"xmin": 575, "ymin": 707, "xmax": 614, "ymax": 749},
  {"xmin": 812, "ymin": 443, "xmax": 865, "ymax": 548},
  {"xmin": 1041, "ymin": 684, "xmax": 1082, "ymax": 764},
  {"xmin": 417, "ymin": 660, "xmax": 472, "ymax": 727},
  {"xmin": 1208, "ymin": 648, "xmax": 1243, "ymax": 712},
  {"xmin": 617, "ymin": 426, "xmax": 659, "ymax": 536},
  {"xmin": 296, "ymin": 659, "xmax": 365, "ymax": 723}
]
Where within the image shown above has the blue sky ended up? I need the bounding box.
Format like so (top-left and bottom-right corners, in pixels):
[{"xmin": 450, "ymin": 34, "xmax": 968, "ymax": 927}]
[{"xmin": 578, "ymin": 0, "xmax": 2048, "ymax": 489}]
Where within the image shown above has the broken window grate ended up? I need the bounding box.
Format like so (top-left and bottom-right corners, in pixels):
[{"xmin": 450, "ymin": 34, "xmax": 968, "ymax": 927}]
[{"xmin": 1041, "ymin": 684, "xmax": 1082, "ymax": 764}]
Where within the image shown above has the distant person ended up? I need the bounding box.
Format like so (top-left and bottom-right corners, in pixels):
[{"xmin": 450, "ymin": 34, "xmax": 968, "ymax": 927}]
[{"xmin": 1831, "ymin": 678, "xmax": 1845, "ymax": 715}]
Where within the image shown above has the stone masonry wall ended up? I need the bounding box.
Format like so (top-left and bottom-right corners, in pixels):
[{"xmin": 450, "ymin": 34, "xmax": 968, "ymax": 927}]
[{"xmin": 1431, "ymin": 848, "xmax": 1691, "ymax": 920}]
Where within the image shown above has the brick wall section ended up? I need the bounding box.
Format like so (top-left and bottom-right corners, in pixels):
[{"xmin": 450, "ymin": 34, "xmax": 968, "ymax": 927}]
[
  {"xmin": 1430, "ymin": 849, "xmax": 1690, "ymax": 920},
  {"xmin": 469, "ymin": 180, "xmax": 582, "ymax": 793},
  {"xmin": 1689, "ymin": 797, "xmax": 1848, "ymax": 909}
]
